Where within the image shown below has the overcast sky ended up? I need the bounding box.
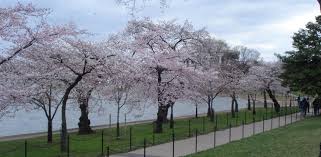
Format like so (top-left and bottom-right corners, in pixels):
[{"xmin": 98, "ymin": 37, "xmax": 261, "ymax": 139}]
[{"xmin": 2, "ymin": 0, "xmax": 320, "ymax": 61}]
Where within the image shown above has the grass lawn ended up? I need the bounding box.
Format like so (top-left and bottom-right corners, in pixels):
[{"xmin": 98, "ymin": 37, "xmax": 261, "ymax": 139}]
[
  {"xmin": 186, "ymin": 115, "xmax": 320, "ymax": 157},
  {"xmin": 0, "ymin": 106, "xmax": 298, "ymax": 157}
]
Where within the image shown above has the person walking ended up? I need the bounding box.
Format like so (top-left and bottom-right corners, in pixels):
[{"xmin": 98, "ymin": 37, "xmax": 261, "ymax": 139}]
[
  {"xmin": 307, "ymin": 97, "xmax": 310, "ymax": 113},
  {"xmin": 299, "ymin": 97, "xmax": 304, "ymax": 117},
  {"xmin": 302, "ymin": 98, "xmax": 309, "ymax": 117},
  {"xmin": 297, "ymin": 96, "xmax": 301, "ymax": 106},
  {"xmin": 313, "ymin": 97, "xmax": 321, "ymax": 116}
]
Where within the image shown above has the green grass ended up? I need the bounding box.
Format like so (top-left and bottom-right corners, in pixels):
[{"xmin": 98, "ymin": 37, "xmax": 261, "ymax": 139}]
[
  {"xmin": 0, "ymin": 107, "xmax": 298, "ymax": 157},
  {"xmin": 186, "ymin": 115, "xmax": 320, "ymax": 157}
]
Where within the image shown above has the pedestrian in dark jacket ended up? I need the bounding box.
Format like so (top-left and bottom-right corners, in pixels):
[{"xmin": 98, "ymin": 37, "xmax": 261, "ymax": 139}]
[
  {"xmin": 307, "ymin": 97, "xmax": 310, "ymax": 113},
  {"xmin": 299, "ymin": 98, "xmax": 304, "ymax": 116},
  {"xmin": 313, "ymin": 97, "xmax": 321, "ymax": 116},
  {"xmin": 302, "ymin": 98, "xmax": 309, "ymax": 117}
]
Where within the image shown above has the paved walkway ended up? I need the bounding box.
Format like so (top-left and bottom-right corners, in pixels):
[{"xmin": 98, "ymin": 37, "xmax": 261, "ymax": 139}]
[{"xmin": 111, "ymin": 113, "xmax": 304, "ymax": 157}]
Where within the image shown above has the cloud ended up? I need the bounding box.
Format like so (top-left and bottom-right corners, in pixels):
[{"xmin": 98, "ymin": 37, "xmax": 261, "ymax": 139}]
[{"xmin": 2, "ymin": 0, "xmax": 320, "ymax": 61}]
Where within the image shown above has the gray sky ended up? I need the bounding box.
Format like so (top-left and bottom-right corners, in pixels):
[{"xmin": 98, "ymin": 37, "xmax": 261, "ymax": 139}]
[{"xmin": 2, "ymin": 0, "xmax": 320, "ymax": 61}]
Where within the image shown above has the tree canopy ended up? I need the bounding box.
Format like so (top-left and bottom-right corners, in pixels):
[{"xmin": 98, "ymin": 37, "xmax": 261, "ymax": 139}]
[{"xmin": 278, "ymin": 15, "xmax": 321, "ymax": 96}]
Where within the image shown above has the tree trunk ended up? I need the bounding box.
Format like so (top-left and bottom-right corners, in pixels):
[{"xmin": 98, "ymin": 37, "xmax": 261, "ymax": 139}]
[
  {"xmin": 232, "ymin": 92, "xmax": 239, "ymax": 113},
  {"xmin": 47, "ymin": 119, "xmax": 53, "ymax": 143},
  {"xmin": 195, "ymin": 104, "xmax": 198, "ymax": 118},
  {"xmin": 47, "ymin": 93, "xmax": 53, "ymax": 144},
  {"xmin": 235, "ymin": 98, "xmax": 239, "ymax": 112},
  {"xmin": 266, "ymin": 88, "xmax": 280, "ymax": 112},
  {"xmin": 60, "ymin": 103, "xmax": 67, "ymax": 152},
  {"xmin": 116, "ymin": 107, "xmax": 120, "ymax": 138},
  {"xmin": 252, "ymin": 98, "xmax": 256, "ymax": 115},
  {"xmin": 61, "ymin": 75, "xmax": 83, "ymax": 152},
  {"xmin": 207, "ymin": 95, "xmax": 214, "ymax": 121},
  {"xmin": 154, "ymin": 105, "xmax": 168, "ymax": 133},
  {"xmin": 210, "ymin": 108, "xmax": 214, "ymax": 121},
  {"xmin": 231, "ymin": 96, "xmax": 235, "ymax": 118},
  {"xmin": 207, "ymin": 96, "xmax": 211, "ymax": 117},
  {"xmin": 154, "ymin": 66, "xmax": 167, "ymax": 133},
  {"xmin": 78, "ymin": 92, "xmax": 93, "ymax": 135},
  {"xmin": 263, "ymin": 90, "xmax": 267, "ymax": 109},
  {"xmin": 210, "ymin": 99, "xmax": 215, "ymax": 121},
  {"xmin": 163, "ymin": 105, "xmax": 170, "ymax": 123},
  {"xmin": 247, "ymin": 94, "xmax": 251, "ymax": 110}
]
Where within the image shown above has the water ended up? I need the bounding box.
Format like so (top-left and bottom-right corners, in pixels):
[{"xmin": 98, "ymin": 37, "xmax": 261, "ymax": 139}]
[{"xmin": 0, "ymin": 97, "xmax": 246, "ymax": 137}]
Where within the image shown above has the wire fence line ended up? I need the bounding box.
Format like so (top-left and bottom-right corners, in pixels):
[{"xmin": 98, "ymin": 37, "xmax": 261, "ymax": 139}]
[
  {"xmin": 113, "ymin": 111, "xmax": 309, "ymax": 157},
  {"xmin": 0, "ymin": 106, "xmax": 304, "ymax": 157}
]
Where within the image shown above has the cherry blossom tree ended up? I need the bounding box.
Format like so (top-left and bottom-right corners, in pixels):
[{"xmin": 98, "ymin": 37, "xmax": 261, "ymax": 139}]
[
  {"xmin": 232, "ymin": 46, "xmax": 260, "ymax": 111},
  {"xmin": 224, "ymin": 47, "xmax": 261, "ymax": 116},
  {"xmin": 186, "ymin": 68, "xmax": 223, "ymax": 121},
  {"xmin": 0, "ymin": 62, "xmax": 20, "ymax": 119},
  {"xmin": 118, "ymin": 18, "xmax": 208, "ymax": 133},
  {"xmin": 0, "ymin": 3, "xmax": 82, "ymax": 121},
  {"xmin": 15, "ymin": 37, "xmax": 115, "ymax": 151},
  {"xmin": 246, "ymin": 62, "xmax": 288, "ymax": 113},
  {"xmin": 241, "ymin": 72, "xmax": 263, "ymax": 115},
  {"xmin": 2, "ymin": 49, "xmax": 65, "ymax": 143},
  {"xmin": 187, "ymin": 37, "xmax": 240, "ymax": 119},
  {"xmin": 0, "ymin": 2, "xmax": 80, "ymax": 66},
  {"xmin": 103, "ymin": 62, "xmax": 144, "ymax": 137},
  {"xmin": 95, "ymin": 39, "xmax": 144, "ymax": 137},
  {"xmin": 53, "ymin": 39, "xmax": 114, "ymax": 151},
  {"xmin": 186, "ymin": 64, "xmax": 236, "ymax": 121},
  {"xmin": 31, "ymin": 84, "xmax": 62, "ymax": 143},
  {"xmin": 222, "ymin": 64, "xmax": 247, "ymax": 118}
]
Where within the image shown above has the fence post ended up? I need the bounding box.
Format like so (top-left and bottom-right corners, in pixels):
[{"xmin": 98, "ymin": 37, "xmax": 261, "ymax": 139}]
[
  {"xmin": 242, "ymin": 121, "xmax": 244, "ymax": 138},
  {"xmin": 101, "ymin": 131, "xmax": 104, "ymax": 156},
  {"xmin": 188, "ymin": 120, "xmax": 191, "ymax": 137},
  {"xmin": 229, "ymin": 123, "xmax": 232, "ymax": 142},
  {"xmin": 195, "ymin": 129, "xmax": 198, "ymax": 153},
  {"xmin": 296, "ymin": 110, "xmax": 298, "ymax": 121},
  {"xmin": 106, "ymin": 146, "xmax": 110, "ymax": 157},
  {"xmin": 67, "ymin": 135, "xmax": 70, "ymax": 157},
  {"xmin": 253, "ymin": 117, "xmax": 255, "ymax": 135},
  {"xmin": 172, "ymin": 132, "xmax": 175, "ymax": 157},
  {"xmin": 244, "ymin": 111, "xmax": 247, "ymax": 124},
  {"xmin": 152, "ymin": 128, "xmax": 155, "ymax": 145},
  {"xmin": 214, "ymin": 126, "xmax": 217, "ymax": 148},
  {"xmin": 24, "ymin": 140, "xmax": 27, "ymax": 157},
  {"xmin": 144, "ymin": 138, "xmax": 146, "ymax": 157},
  {"xmin": 319, "ymin": 142, "xmax": 321, "ymax": 157},
  {"xmin": 129, "ymin": 127, "xmax": 132, "ymax": 150},
  {"xmin": 290, "ymin": 108, "xmax": 293, "ymax": 124},
  {"xmin": 263, "ymin": 115, "xmax": 265, "ymax": 133},
  {"xmin": 278, "ymin": 112, "xmax": 281, "ymax": 127},
  {"xmin": 215, "ymin": 114, "xmax": 218, "ymax": 128},
  {"xmin": 202, "ymin": 117, "xmax": 205, "ymax": 133},
  {"xmin": 284, "ymin": 111, "xmax": 287, "ymax": 126},
  {"xmin": 125, "ymin": 114, "xmax": 127, "ymax": 126},
  {"xmin": 271, "ymin": 114, "xmax": 273, "ymax": 130}
]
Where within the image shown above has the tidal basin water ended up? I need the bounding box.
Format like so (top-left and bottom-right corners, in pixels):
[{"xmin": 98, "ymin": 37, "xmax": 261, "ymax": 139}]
[{"xmin": 0, "ymin": 97, "xmax": 246, "ymax": 137}]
